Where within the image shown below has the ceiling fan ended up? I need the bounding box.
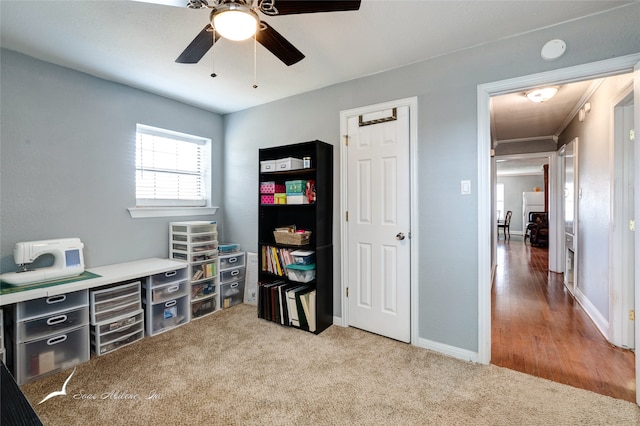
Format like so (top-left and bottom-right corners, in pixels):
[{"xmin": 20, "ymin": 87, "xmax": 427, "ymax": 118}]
[{"xmin": 147, "ymin": 0, "xmax": 361, "ymax": 66}]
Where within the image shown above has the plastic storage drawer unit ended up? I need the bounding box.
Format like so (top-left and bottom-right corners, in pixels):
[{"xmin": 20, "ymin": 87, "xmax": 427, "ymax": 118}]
[
  {"xmin": 16, "ymin": 325, "xmax": 89, "ymax": 384},
  {"xmin": 90, "ymin": 282, "xmax": 142, "ymax": 324},
  {"xmin": 145, "ymin": 296, "xmax": 190, "ymax": 336},
  {"xmin": 91, "ymin": 310, "xmax": 144, "ymax": 355}
]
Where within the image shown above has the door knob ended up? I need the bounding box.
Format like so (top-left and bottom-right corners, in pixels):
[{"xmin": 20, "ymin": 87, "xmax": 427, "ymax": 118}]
[{"xmin": 396, "ymin": 232, "xmax": 405, "ymax": 241}]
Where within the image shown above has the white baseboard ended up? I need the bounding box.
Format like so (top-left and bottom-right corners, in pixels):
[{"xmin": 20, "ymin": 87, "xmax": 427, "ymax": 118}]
[
  {"xmin": 333, "ymin": 317, "xmax": 479, "ymax": 363},
  {"xmin": 415, "ymin": 337, "xmax": 479, "ymax": 363},
  {"xmin": 574, "ymin": 287, "xmax": 610, "ymax": 340}
]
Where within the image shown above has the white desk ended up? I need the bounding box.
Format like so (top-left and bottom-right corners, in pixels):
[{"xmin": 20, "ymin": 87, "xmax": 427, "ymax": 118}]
[{"xmin": 0, "ymin": 258, "xmax": 187, "ymax": 306}]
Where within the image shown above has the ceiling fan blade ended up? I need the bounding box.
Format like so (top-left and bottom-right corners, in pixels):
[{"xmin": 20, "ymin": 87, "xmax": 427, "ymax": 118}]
[
  {"xmin": 256, "ymin": 21, "xmax": 305, "ymax": 66},
  {"xmin": 176, "ymin": 24, "xmax": 220, "ymax": 63},
  {"xmin": 268, "ymin": 0, "xmax": 360, "ymax": 15},
  {"xmin": 131, "ymin": 0, "xmax": 189, "ymax": 8}
]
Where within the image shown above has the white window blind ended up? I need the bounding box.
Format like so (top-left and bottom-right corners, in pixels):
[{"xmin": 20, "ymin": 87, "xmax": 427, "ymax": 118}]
[{"xmin": 136, "ymin": 124, "xmax": 211, "ymax": 207}]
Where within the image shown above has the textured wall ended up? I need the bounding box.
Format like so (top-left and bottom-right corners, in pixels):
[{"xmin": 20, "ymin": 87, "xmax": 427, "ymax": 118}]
[
  {"xmin": 0, "ymin": 50, "xmax": 225, "ymax": 271},
  {"xmin": 223, "ymin": 4, "xmax": 640, "ymax": 353}
]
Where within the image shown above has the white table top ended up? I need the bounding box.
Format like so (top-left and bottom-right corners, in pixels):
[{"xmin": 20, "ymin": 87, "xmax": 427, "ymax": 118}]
[{"xmin": 0, "ymin": 258, "xmax": 187, "ymax": 306}]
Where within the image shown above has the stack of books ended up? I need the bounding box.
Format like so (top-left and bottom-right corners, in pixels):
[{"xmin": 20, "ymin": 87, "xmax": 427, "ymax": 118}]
[{"xmin": 257, "ymin": 280, "xmax": 316, "ymax": 333}]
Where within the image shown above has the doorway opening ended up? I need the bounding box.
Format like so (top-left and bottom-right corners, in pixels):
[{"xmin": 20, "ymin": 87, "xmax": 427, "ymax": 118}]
[{"xmin": 477, "ymin": 53, "xmax": 640, "ymax": 403}]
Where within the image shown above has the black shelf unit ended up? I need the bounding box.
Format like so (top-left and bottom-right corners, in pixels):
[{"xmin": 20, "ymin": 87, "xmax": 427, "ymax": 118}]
[{"xmin": 258, "ymin": 140, "xmax": 333, "ymax": 334}]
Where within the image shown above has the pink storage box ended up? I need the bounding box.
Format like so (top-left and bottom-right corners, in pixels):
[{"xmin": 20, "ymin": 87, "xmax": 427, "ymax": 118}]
[
  {"xmin": 261, "ymin": 194, "xmax": 274, "ymax": 204},
  {"xmin": 260, "ymin": 182, "xmax": 286, "ymax": 194}
]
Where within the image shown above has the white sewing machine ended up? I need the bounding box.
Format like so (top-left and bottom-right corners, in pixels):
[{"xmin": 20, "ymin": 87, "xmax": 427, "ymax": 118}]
[{"xmin": 0, "ymin": 238, "xmax": 85, "ymax": 286}]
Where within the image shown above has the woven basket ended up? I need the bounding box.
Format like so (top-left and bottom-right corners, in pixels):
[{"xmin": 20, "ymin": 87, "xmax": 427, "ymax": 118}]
[{"xmin": 273, "ymin": 230, "xmax": 312, "ymax": 246}]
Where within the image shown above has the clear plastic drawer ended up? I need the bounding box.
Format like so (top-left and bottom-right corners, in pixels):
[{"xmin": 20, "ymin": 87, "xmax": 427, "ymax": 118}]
[
  {"xmin": 170, "ymin": 221, "xmax": 217, "ymax": 234},
  {"xmin": 17, "ymin": 306, "xmax": 89, "ymax": 343},
  {"xmin": 147, "ymin": 268, "xmax": 188, "ymax": 287},
  {"xmin": 16, "ymin": 325, "xmax": 89, "ymax": 385},
  {"xmin": 171, "ymin": 241, "xmax": 218, "ymax": 253},
  {"xmin": 172, "ymin": 249, "xmax": 218, "ymax": 263},
  {"xmin": 145, "ymin": 296, "xmax": 190, "ymax": 336},
  {"xmin": 219, "ymin": 267, "xmax": 246, "ymax": 285},
  {"xmin": 144, "ymin": 279, "xmax": 189, "ymax": 304},
  {"xmin": 190, "ymin": 261, "xmax": 216, "ymax": 283},
  {"xmin": 93, "ymin": 330, "xmax": 144, "ymax": 356},
  {"xmin": 93, "ymin": 300, "xmax": 141, "ymax": 325},
  {"xmin": 221, "ymin": 279, "xmax": 245, "ymax": 309},
  {"xmin": 171, "ymin": 232, "xmax": 218, "ymax": 244},
  {"xmin": 191, "ymin": 297, "xmax": 216, "ymax": 319},
  {"xmin": 91, "ymin": 282, "xmax": 140, "ymax": 305},
  {"xmin": 16, "ymin": 290, "xmax": 88, "ymax": 321},
  {"xmin": 191, "ymin": 279, "xmax": 216, "ymax": 301},
  {"xmin": 94, "ymin": 310, "xmax": 144, "ymax": 335},
  {"xmin": 91, "ymin": 282, "xmax": 141, "ymax": 324},
  {"xmin": 219, "ymin": 253, "xmax": 245, "ymax": 270}
]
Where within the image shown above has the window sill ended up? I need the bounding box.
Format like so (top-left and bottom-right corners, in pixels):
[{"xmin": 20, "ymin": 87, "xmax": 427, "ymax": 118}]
[{"xmin": 128, "ymin": 206, "xmax": 219, "ymax": 219}]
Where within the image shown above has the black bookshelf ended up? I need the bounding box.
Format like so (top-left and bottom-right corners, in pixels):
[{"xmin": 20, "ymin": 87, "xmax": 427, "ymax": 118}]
[{"xmin": 257, "ymin": 141, "xmax": 333, "ymax": 334}]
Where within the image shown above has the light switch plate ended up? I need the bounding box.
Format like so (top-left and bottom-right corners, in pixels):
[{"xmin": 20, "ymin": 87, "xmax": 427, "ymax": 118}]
[{"xmin": 461, "ymin": 180, "xmax": 471, "ymax": 195}]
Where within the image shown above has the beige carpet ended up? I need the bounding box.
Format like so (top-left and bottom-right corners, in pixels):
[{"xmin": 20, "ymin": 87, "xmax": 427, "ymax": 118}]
[{"xmin": 21, "ymin": 304, "xmax": 640, "ymax": 425}]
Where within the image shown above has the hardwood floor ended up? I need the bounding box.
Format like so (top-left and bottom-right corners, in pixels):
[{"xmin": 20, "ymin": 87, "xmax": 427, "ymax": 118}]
[{"xmin": 491, "ymin": 238, "xmax": 636, "ymax": 403}]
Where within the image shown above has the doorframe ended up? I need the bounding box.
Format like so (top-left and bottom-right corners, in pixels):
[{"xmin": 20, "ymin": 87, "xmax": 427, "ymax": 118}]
[
  {"xmin": 493, "ymin": 151, "xmax": 558, "ymax": 272},
  {"xmin": 610, "ymin": 84, "xmax": 635, "ymax": 348},
  {"xmin": 339, "ymin": 96, "xmax": 419, "ymax": 345},
  {"xmin": 477, "ymin": 54, "xmax": 640, "ymax": 372}
]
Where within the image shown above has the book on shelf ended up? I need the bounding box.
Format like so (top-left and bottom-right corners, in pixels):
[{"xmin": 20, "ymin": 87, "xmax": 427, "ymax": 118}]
[
  {"xmin": 258, "ymin": 280, "xmax": 314, "ymax": 330},
  {"xmin": 261, "ymin": 245, "xmax": 296, "ymax": 277},
  {"xmin": 300, "ymin": 289, "xmax": 316, "ymax": 333},
  {"xmin": 286, "ymin": 285, "xmax": 313, "ymax": 329}
]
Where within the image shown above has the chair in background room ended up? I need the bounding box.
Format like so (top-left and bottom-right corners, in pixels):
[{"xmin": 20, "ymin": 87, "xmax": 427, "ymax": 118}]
[
  {"xmin": 497, "ymin": 210, "xmax": 512, "ymax": 239},
  {"xmin": 526, "ymin": 212, "xmax": 549, "ymax": 246}
]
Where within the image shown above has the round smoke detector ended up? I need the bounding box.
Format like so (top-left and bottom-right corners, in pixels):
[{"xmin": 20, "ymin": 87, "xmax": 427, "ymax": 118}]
[{"xmin": 541, "ymin": 39, "xmax": 566, "ymax": 61}]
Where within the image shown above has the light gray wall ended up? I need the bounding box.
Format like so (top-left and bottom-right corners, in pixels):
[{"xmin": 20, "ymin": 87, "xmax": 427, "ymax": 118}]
[
  {"xmin": 0, "ymin": 49, "xmax": 225, "ymax": 272},
  {"xmin": 1, "ymin": 4, "xmax": 638, "ymax": 356},
  {"xmin": 223, "ymin": 4, "xmax": 640, "ymax": 353},
  {"xmin": 498, "ymin": 175, "xmax": 545, "ymax": 235},
  {"xmin": 559, "ymin": 73, "xmax": 634, "ymax": 319}
]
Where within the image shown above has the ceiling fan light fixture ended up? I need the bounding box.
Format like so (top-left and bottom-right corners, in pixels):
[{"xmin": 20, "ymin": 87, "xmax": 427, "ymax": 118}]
[
  {"xmin": 212, "ymin": 4, "xmax": 259, "ymax": 41},
  {"xmin": 525, "ymin": 87, "xmax": 559, "ymax": 103}
]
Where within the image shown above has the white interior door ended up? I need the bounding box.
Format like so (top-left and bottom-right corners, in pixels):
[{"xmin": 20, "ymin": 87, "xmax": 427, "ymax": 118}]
[{"xmin": 346, "ymin": 105, "xmax": 411, "ymax": 342}]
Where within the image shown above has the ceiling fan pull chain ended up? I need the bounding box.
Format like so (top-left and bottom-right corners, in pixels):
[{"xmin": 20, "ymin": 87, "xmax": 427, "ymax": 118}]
[
  {"xmin": 252, "ymin": 33, "xmax": 258, "ymax": 89},
  {"xmin": 210, "ymin": 27, "xmax": 217, "ymax": 78}
]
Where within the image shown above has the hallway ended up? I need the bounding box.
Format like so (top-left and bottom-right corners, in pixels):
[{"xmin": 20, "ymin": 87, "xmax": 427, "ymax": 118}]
[{"xmin": 491, "ymin": 238, "xmax": 636, "ymax": 402}]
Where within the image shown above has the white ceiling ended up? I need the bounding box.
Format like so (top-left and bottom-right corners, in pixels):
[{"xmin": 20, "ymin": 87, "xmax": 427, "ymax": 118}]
[{"xmin": 0, "ymin": 0, "xmax": 634, "ymax": 116}]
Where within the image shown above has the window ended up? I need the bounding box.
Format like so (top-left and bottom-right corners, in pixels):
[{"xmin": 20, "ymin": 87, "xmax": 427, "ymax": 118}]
[
  {"xmin": 135, "ymin": 124, "xmax": 211, "ymax": 208},
  {"xmin": 496, "ymin": 183, "xmax": 505, "ymax": 220}
]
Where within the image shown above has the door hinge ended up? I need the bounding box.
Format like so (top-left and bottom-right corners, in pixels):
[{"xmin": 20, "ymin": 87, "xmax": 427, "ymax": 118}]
[
  {"xmin": 345, "ymin": 135, "xmax": 349, "ymax": 146},
  {"xmin": 630, "ymin": 129, "xmax": 635, "ymax": 141},
  {"xmin": 630, "ymin": 310, "xmax": 635, "ymax": 321},
  {"xmin": 630, "ymin": 219, "xmax": 635, "ymax": 231},
  {"xmin": 346, "ymin": 211, "xmax": 349, "ymax": 222},
  {"xmin": 346, "ymin": 287, "xmax": 349, "ymax": 298}
]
